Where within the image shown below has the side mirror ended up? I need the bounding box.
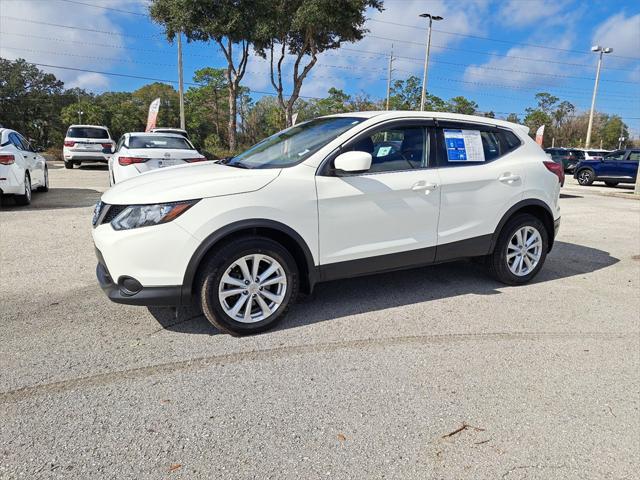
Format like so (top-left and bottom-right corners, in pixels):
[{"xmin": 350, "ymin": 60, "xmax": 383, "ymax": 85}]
[{"xmin": 334, "ymin": 151, "xmax": 372, "ymax": 174}]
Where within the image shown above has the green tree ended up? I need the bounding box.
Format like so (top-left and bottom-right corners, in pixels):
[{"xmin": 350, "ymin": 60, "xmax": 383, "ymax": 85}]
[
  {"xmin": 150, "ymin": 0, "xmax": 263, "ymax": 151},
  {"xmin": 131, "ymin": 82, "xmax": 180, "ymax": 129},
  {"xmin": 447, "ymin": 96, "xmax": 478, "ymax": 115},
  {"xmin": 506, "ymin": 113, "xmax": 521, "ymax": 124},
  {"xmin": 255, "ymin": 0, "xmax": 384, "ymax": 126},
  {"xmin": 0, "ymin": 58, "xmax": 67, "ymax": 148},
  {"xmin": 60, "ymin": 101, "xmax": 105, "ymax": 127}
]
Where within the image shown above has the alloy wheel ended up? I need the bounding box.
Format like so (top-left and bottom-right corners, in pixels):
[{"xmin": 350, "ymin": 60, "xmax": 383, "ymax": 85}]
[
  {"xmin": 578, "ymin": 170, "xmax": 592, "ymax": 185},
  {"xmin": 506, "ymin": 226, "xmax": 542, "ymax": 277},
  {"xmin": 218, "ymin": 254, "xmax": 287, "ymax": 323}
]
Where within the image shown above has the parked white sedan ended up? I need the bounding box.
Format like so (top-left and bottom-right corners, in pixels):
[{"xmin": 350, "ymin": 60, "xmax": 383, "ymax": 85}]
[
  {"xmin": 0, "ymin": 128, "xmax": 48, "ymax": 205},
  {"xmin": 108, "ymin": 132, "xmax": 207, "ymax": 185}
]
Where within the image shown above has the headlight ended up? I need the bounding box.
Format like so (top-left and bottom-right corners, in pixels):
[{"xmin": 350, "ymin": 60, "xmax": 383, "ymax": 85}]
[{"xmin": 111, "ymin": 200, "xmax": 199, "ymax": 231}]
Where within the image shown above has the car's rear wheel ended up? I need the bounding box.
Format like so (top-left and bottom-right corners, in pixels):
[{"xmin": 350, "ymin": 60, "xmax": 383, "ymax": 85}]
[
  {"xmin": 37, "ymin": 166, "xmax": 49, "ymax": 192},
  {"xmin": 487, "ymin": 214, "xmax": 548, "ymax": 285},
  {"xmin": 576, "ymin": 169, "xmax": 594, "ymax": 186},
  {"xmin": 64, "ymin": 160, "xmax": 73, "ymax": 169},
  {"xmin": 197, "ymin": 237, "xmax": 299, "ymax": 336},
  {"xmin": 14, "ymin": 173, "xmax": 32, "ymax": 206},
  {"xmin": 604, "ymin": 181, "xmax": 618, "ymax": 187}
]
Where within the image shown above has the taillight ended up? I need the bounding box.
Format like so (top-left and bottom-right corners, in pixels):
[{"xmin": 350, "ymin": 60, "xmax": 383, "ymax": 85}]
[
  {"xmin": 118, "ymin": 157, "xmax": 149, "ymax": 166},
  {"xmin": 0, "ymin": 154, "xmax": 15, "ymax": 165},
  {"xmin": 184, "ymin": 157, "xmax": 207, "ymax": 163},
  {"xmin": 543, "ymin": 161, "xmax": 564, "ymax": 184},
  {"xmin": 64, "ymin": 141, "xmax": 75, "ymax": 147},
  {"xmin": 101, "ymin": 143, "xmax": 112, "ymax": 149}
]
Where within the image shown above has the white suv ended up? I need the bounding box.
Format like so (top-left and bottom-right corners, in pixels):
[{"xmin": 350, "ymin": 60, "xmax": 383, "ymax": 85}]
[
  {"xmin": 92, "ymin": 112, "xmax": 562, "ymax": 335},
  {"xmin": 63, "ymin": 125, "xmax": 115, "ymax": 169}
]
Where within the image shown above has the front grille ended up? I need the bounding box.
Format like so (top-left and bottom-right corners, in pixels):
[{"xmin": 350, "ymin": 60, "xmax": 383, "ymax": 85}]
[{"xmin": 102, "ymin": 204, "xmax": 127, "ymax": 224}]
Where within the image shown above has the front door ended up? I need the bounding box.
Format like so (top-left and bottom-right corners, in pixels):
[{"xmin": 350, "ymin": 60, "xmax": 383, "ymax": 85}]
[{"xmin": 316, "ymin": 122, "xmax": 440, "ymax": 278}]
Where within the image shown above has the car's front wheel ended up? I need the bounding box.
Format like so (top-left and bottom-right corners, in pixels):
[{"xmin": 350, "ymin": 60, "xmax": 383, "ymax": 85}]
[
  {"xmin": 576, "ymin": 169, "xmax": 595, "ymax": 186},
  {"xmin": 197, "ymin": 237, "xmax": 299, "ymax": 335},
  {"xmin": 487, "ymin": 214, "xmax": 548, "ymax": 285}
]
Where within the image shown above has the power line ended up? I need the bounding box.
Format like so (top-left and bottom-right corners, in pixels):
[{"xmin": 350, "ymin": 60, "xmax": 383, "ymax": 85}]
[
  {"xmin": 0, "ymin": 16, "xmax": 160, "ymax": 39},
  {"xmin": 368, "ymin": 18, "xmax": 640, "ymax": 61},
  {"xmin": 55, "ymin": 0, "xmax": 148, "ymax": 16}
]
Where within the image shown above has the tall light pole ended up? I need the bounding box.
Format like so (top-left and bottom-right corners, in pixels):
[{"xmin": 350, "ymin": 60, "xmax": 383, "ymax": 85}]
[
  {"xmin": 585, "ymin": 45, "xmax": 613, "ymax": 148},
  {"xmin": 419, "ymin": 13, "xmax": 443, "ymax": 111},
  {"xmin": 385, "ymin": 44, "xmax": 394, "ymax": 111},
  {"xmin": 177, "ymin": 32, "xmax": 186, "ymax": 130}
]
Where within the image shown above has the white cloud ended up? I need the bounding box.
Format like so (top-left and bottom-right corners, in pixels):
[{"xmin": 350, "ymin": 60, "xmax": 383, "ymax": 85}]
[
  {"xmin": 0, "ymin": 0, "xmax": 137, "ymax": 91},
  {"xmin": 591, "ymin": 12, "xmax": 640, "ymax": 74},
  {"xmin": 499, "ymin": 0, "xmax": 574, "ymax": 27},
  {"xmin": 67, "ymin": 72, "xmax": 110, "ymax": 90}
]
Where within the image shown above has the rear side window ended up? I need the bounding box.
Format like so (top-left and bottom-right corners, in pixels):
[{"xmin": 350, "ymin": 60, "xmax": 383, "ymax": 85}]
[
  {"xmin": 67, "ymin": 127, "xmax": 109, "ymax": 139},
  {"xmin": 439, "ymin": 126, "xmax": 522, "ymax": 166},
  {"xmin": 8, "ymin": 132, "xmax": 27, "ymax": 150}
]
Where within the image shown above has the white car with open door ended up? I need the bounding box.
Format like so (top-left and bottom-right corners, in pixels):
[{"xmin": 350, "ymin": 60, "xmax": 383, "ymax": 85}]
[
  {"xmin": 108, "ymin": 132, "xmax": 207, "ymax": 185},
  {"xmin": 93, "ymin": 111, "xmax": 562, "ymax": 336},
  {"xmin": 63, "ymin": 125, "xmax": 115, "ymax": 169},
  {"xmin": 0, "ymin": 128, "xmax": 49, "ymax": 205}
]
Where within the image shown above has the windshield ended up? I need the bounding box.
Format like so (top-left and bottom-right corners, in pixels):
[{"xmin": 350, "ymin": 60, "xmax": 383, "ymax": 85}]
[
  {"xmin": 227, "ymin": 117, "xmax": 364, "ymax": 169},
  {"xmin": 67, "ymin": 127, "xmax": 109, "ymax": 139},
  {"xmin": 128, "ymin": 136, "xmax": 193, "ymax": 150}
]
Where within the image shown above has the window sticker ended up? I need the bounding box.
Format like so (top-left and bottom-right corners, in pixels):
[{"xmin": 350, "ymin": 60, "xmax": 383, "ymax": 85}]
[
  {"xmin": 377, "ymin": 146, "xmax": 392, "ymax": 157},
  {"xmin": 444, "ymin": 129, "xmax": 485, "ymax": 162}
]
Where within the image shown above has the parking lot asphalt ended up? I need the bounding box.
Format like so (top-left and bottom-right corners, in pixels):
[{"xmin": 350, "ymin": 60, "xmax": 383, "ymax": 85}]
[{"xmin": 1, "ymin": 162, "xmax": 639, "ymax": 479}]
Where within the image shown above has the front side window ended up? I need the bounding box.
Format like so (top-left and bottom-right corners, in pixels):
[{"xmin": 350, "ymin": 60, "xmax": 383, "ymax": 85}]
[
  {"xmin": 605, "ymin": 151, "xmax": 625, "ymax": 160},
  {"xmin": 128, "ymin": 136, "xmax": 194, "ymax": 150},
  {"xmin": 228, "ymin": 117, "xmax": 363, "ymax": 169},
  {"xmin": 67, "ymin": 127, "xmax": 109, "ymax": 139},
  {"xmin": 628, "ymin": 151, "xmax": 640, "ymax": 162},
  {"xmin": 345, "ymin": 126, "xmax": 427, "ymax": 173}
]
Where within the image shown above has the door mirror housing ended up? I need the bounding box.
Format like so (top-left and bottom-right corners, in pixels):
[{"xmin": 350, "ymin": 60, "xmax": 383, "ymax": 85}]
[{"xmin": 334, "ymin": 151, "xmax": 372, "ymax": 174}]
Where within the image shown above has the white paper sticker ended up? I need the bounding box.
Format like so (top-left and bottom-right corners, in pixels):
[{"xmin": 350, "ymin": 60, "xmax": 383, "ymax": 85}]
[
  {"xmin": 444, "ymin": 129, "xmax": 485, "ymax": 162},
  {"xmin": 377, "ymin": 146, "xmax": 392, "ymax": 157}
]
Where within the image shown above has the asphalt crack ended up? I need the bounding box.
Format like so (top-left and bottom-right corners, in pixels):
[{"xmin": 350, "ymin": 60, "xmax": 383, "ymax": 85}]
[{"xmin": 0, "ymin": 331, "xmax": 635, "ymax": 403}]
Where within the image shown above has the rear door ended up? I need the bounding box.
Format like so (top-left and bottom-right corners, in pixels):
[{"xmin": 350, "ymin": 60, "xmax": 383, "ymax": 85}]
[
  {"xmin": 8, "ymin": 132, "xmax": 32, "ymax": 173},
  {"xmin": 435, "ymin": 123, "xmax": 525, "ymax": 258}
]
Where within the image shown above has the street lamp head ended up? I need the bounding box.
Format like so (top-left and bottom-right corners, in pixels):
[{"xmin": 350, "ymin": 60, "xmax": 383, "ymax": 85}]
[
  {"xmin": 603, "ymin": 47, "xmax": 613, "ymax": 54},
  {"xmin": 591, "ymin": 45, "xmax": 601, "ymax": 52},
  {"xmin": 419, "ymin": 13, "xmax": 444, "ymax": 20}
]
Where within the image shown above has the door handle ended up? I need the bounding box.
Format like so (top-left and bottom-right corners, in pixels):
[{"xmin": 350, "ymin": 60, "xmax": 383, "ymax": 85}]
[
  {"xmin": 499, "ymin": 173, "xmax": 521, "ymax": 184},
  {"xmin": 411, "ymin": 181, "xmax": 438, "ymax": 192}
]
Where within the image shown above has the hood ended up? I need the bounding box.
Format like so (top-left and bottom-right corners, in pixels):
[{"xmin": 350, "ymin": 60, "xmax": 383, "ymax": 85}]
[{"xmin": 102, "ymin": 162, "xmax": 281, "ymax": 205}]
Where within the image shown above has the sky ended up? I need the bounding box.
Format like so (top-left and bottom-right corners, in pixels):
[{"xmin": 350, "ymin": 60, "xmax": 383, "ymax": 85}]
[{"xmin": 1, "ymin": 0, "xmax": 639, "ymax": 138}]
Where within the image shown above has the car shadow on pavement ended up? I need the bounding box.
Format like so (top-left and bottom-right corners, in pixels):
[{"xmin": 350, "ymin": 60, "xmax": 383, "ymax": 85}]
[
  {"xmin": 0, "ymin": 188, "xmax": 101, "ymax": 211},
  {"xmin": 78, "ymin": 164, "xmax": 109, "ymax": 171},
  {"xmin": 148, "ymin": 240, "xmax": 619, "ymax": 336}
]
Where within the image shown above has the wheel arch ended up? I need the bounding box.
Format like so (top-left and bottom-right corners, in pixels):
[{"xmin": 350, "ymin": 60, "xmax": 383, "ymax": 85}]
[
  {"xmin": 181, "ymin": 219, "xmax": 317, "ymax": 303},
  {"xmin": 489, "ymin": 199, "xmax": 556, "ymax": 254}
]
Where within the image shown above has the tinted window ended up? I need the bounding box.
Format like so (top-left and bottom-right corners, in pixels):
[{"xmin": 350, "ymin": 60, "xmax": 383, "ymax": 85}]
[
  {"xmin": 153, "ymin": 129, "xmax": 189, "ymax": 138},
  {"xmin": 16, "ymin": 134, "xmax": 32, "ymax": 151},
  {"xmin": 8, "ymin": 133, "xmax": 26, "ymax": 150},
  {"xmin": 128, "ymin": 136, "xmax": 194, "ymax": 150},
  {"xmin": 629, "ymin": 151, "xmax": 640, "ymax": 162},
  {"xmin": 605, "ymin": 151, "xmax": 625, "ymax": 160},
  {"xmin": 440, "ymin": 127, "xmax": 521, "ymax": 165},
  {"xmin": 346, "ymin": 126, "xmax": 427, "ymax": 173},
  {"xmin": 67, "ymin": 127, "xmax": 109, "ymax": 139}
]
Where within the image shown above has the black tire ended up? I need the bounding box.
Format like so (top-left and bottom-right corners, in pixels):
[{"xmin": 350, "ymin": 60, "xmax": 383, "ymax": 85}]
[
  {"xmin": 487, "ymin": 214, "xmax": 549, "ymax": 285},
  {"xmin": 197, "ymin": 236, "xmax": 299, "ymax": 336},
  {"xmin": 37, "ymin": 166, "xmax": 49, "ymax": 192},
  {"xmin": 576, "ymin": 168, "xmax": 595, "ymax": 186},
  {"xmin": 14, "ymin": 173, "xmax": 32, "ymax": 206},
  {"xmin": 64, "ymin": 160, "xmax": 74, "ymax": 169},
  {"xmin": 604, "ymin": 181, "xmax": 618, "ymax": 187}
]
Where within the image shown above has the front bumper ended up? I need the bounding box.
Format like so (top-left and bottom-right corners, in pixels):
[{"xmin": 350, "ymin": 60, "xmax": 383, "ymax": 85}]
[{"xmin": 95, "ymin": 248, "xmax": 183, "ymax": 306}]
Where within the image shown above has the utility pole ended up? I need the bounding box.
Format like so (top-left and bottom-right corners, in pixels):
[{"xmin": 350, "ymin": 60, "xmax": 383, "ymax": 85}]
[
  {"xmin": 385, "ymin": 45, "xmax": 394, "ymax": 111},
  {"xmin": 177, "ymin": 32, "xmax": 185, "ymax": 130},
  {"xmin": 618, "ymin": 123, "xmax": 625, "ymax": 149},
  {"xmin": 585, "ymin": 45, "xmax": 613, "ymax": 148},
  {"xmin": 419, "ymin": 13, "xmax": 443, "ymax": 111}
]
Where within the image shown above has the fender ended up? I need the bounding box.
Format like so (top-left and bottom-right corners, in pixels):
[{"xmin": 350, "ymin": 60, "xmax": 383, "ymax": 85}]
[
  {"xmin": 489, "ymin": 199, "xmax": 556, "ymax": 254},
  {"xmin": 181, "ymin": 219, "xmax": 317, "ymax": 302}
]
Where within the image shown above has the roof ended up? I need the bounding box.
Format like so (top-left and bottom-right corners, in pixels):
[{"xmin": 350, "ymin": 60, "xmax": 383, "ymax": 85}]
[
  {"xmin": 127, "ymin": 132, "xmax": 188, "ymax": 138},
  {"xmin": 67, "ymin": 124, "xmax": 109, "ymax": 129},
  {"xmin": 323, "ymin": 110, "xmax": 529, "ymax": 133}
]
